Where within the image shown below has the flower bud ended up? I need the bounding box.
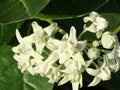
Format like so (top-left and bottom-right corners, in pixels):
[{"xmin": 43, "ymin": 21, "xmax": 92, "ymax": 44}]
[
  {"xmin": 92, "ymin": 40, "xmax": 99, "ymax": 47},
  {"xmin": 88, "ymin": 47, "xmax": 100, "ymax": 59},
  {"xmin": 101, "ymin": 32, "xmax": 116, "ymax": 49}
]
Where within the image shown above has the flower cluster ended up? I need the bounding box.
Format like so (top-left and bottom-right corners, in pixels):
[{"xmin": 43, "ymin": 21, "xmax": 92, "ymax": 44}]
[{"xmin": 12, "ymin": 12, "xmax": 120, "ymax": 90}]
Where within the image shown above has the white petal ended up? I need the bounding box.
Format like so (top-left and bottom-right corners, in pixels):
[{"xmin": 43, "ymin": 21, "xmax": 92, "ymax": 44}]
[
  {"xmin": 72, "ymin": 52, "xmax": 85, "ymax": 65},
  {"xmin": 58, "ymin": 76, "xmax": 69, "ymax": 86},
  {"xmin": 62, "ymin": 33, "xmax": 69, "ymax": 41},
  {"xmin": 89, "ymin": 11, "xmax": 99, "ymax": 21},
  {"xmin": 86, "ymin": 24, "xmax": 96, "ymax": 33},
  {"xmin": 27, "ymin": 67, "xmax": 35, "ymax": 75},
  {"xmin": 100, "ymin": 67, "xmax": 111, "ymax": 80},
  {"xmin": 45, "ymin": 53, "xmax": 59, "ymax": 64},
  {"xmin": 101, "ymin": 58, "xmax": 107, "ymax": 68},
  {"xmin": 35, "ymin": 43, "xmax": 45, "ymax": 54},
  {"xmin": 59, "ymin": 51, "xmax": 71, "ymax": 64},
  {"xmin": 46, "ymin": 39, "xmax": 60, "ymax": 51},
  {"xmin": 96, "ymin": 17, "xmax": 108, "ymax": 30},
  {"xmin": 46, "ymin": 42, "xmax": 57, "ymax": 51},
  {"xmin": 44, "ymin": 23, "xmax": 57, "ymax": 36},
  {"xmin": 13, "ymin": 54, "xmax": 20, "ymax": 61},
  {"xmin": 86, "ymin": 59, "xmax": 94, "ymax": 67},
  {"xmin": 16, "ymin": 29, "xmax": 23, "ymax": 43},
  {"xmin": 68, "ymin": 26, "xmax": 77, "ymax": 44},
  {"xmin": 31, "ymin": 21, "xmax": 43, "ymax": 33},
  {"xmin": 88, "ymin": 77, "xmax": 101, "ymax": 87},
  {"xmin": 83, "ymin": 17, "xmax": 91, "ymax": 23},
  {"xmin": 12, "ymin": 45, "xmax": 19, "ymax": 53},
  {"xmin": 107, "ymin": 50, "xmax": 115, "ymax": 60},
  {"xmin": 61, "ymin": 60, "xmax": 77, "ymax": 73},
  {"xmin": 79, "ymin": 74, "xmax": 83, "ymax": 88},
  {"xmin": 72, "ymin": 81, "xmax": 79, "ymax": 90},
  {"xmin": 86, "ymin": 68, "xmax": 100, "ymax": 76},
  {"xmin": 77, "ymin": 40, "xmax": 87, "ymax": 51},
  {"xmin": 96, "ymin": 30, "xmax": 103, "ymax": 38},
  {"xmin": 49, "ymin": 40, "xmax": 67, "ymax": 50},
  {"xmin": 115, "ymin": 59, "xmax": 120, "ymax": 72},
  {"xmin": 31, "ymin": 53, "xmax": 43, "ymax": 65},
  {"xmin": 64, "ymin": 59, "xmax": 73, "ymax": 67}
]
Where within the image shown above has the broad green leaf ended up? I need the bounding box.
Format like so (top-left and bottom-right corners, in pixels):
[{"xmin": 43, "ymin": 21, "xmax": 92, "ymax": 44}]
[
  {"xmin": 0, "ymin": 21, "xmax": 24, "ymax": 45},
  {"xmin": 0, "ymin": 23, "xmax": 17, "ymax": 44},
  {"xmin": 24, "ymin": 71, "xmax": 53, "ymax": 90},
  {"xmin": 35, "ymin": 0, "xmax": 109, "ymax": 20},
  {"xmin": 0, "ymin": 0, "xmax": 51, "ymax": 24},
  {"xmin": 0, "ymin": 45, "xmax": 53, "ymax": 90}
]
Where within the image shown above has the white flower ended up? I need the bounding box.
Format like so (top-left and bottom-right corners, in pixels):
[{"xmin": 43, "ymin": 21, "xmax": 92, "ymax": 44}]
[
  {"xmin": 87, "ymin": 66, "xmax": 111, "ymax": 87},
  {"xmin": 33, "ymin": 52, "xmax": 59, "ymax": 76},
  {"xmin": 47, "ymin": 26, "xmax": 86, "ymax": 64},
  {"xmin": 58, "ymin": 59, "xmax": 83, "ymax": 90},
  {"xmin": 83, "ymin": 11, "xmax": 108, "ymax": 38},
  {"xmin": 47, "ymin": 67, "xmax": 62, "ymax": 83},
  {"xmin": 106, "ymin": 44, "xmax": 120, "ymax": 72},
  {"xmin": 86, "ymin": 59, "xmax": 111, "ymax": 87},
  {"xmin": 84, "ymin": 12, "xmax": 108, "ymax": 32},
  {"xmin": 12, "ymin": 29, "xmax": 33, "ymax": 55},
  {"xmin": 88, "ymin": 47, "xmax": 100, "ymax": 60},
  {"xmin": 115, "ymin": 44, "xmax": 120, "ymax": 58},
  {"xmin": 101, "ymin": 31, "xmax": 116, "ymax": 49},
  {"xmin": 31, "ymin": 21, "xmax": 57, "ymax": 54},
  {"xmin": 46, "ymin": 26, "xmax": 86, "ymax": 90},
  {"xmin": 34, "ymin": 52, "xmax": 62, "ymax": 83},
  {"xmin": 12, "ymin": 30, "xmax": 35, "ymax": 73},
  {"xmin": 12, "ymin": 22, "xmax": 58, "ymax": 74}
]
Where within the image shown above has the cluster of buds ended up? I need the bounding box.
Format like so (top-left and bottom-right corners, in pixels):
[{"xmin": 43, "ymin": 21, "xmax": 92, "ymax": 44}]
[{"xmin": 12, "ymin": 12, "xmax": 120, "ymax": 90}]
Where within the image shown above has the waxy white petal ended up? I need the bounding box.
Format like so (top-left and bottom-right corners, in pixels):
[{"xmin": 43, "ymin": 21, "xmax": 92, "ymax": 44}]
[
  {"xmin": 31, "ymin": 21, "xmax": 43, "ymax": 34},
  {"xmin": 44, "ymin": 23, "xmax": 57, "ymax": 36},
  {"xmin": 58, "ymin": 76, "xmax": 69, "ymax": 86},
  {"xmin": 88, "ymin": 77, "xmax": 101, "ymax": 87},
  {"xmin": 68, "ymin": 26, "xmax": 77, "ymax": 44},
  {"xmin": 86, "ymin": 68, "xmax": 100, "ymax": 76},
  {"xmin": 72, "ymin": 81, "xmax": 79, "ymax": 90},
  {"xmin": 16, "ymin": 29, "xmax": 23, "ymax": 43}
]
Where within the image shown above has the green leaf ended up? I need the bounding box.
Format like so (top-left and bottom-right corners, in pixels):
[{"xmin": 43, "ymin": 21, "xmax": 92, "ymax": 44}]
[
  {"xmin": 0, "ymin": 45, "xmax": 53, "ymax": 90},
  {"xmin": 0, "ymin": 21, "xmax": 24, "ymax": 45},
  {"xmin": 24, "ymin": 71, "xmax": 53, "ymax": 90},
  {"xmin": 0, "ymin": 0, "xmax": 51, "ymax": 24},
  {"xmin": 0, "ymin": 23, "xmax": 17, "ymax": 44},
  {"xmin": 35, "ymin": 0, "xmax": 109, "ymax": 20}
]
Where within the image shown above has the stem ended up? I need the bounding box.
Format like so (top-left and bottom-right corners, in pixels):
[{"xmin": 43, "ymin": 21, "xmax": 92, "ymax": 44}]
[
  {"xmin": 57, "ymin": 27, "xmax": 66, "ymax": 35},
  {"xmin": 42, "ymin": 49, "xmax": 50, "ymax": 56},
  {"xmin": 113, "ymin": 24, "xmax": 120, "ymax": 34},
  {"xmin": 92, "ymin": 62, "xmax": 99, "ymax": 69},
  {"xmin": 87, "ymin": 43, "xmax": 92, "ymax": 48},
  {"xmin": 44, "ymin": 19, "xmax": 53, "ymax": 24},
  {"xmin": 78, "ymin": 30, "xmax": 87, "ymax": 40},
  {"xmin": 84, "ymin": 48, "xmax": 88, "ymax": 56},
  {"xmin": 98, "ymin": 49, "xmax": 111, "ymax": 53}
]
